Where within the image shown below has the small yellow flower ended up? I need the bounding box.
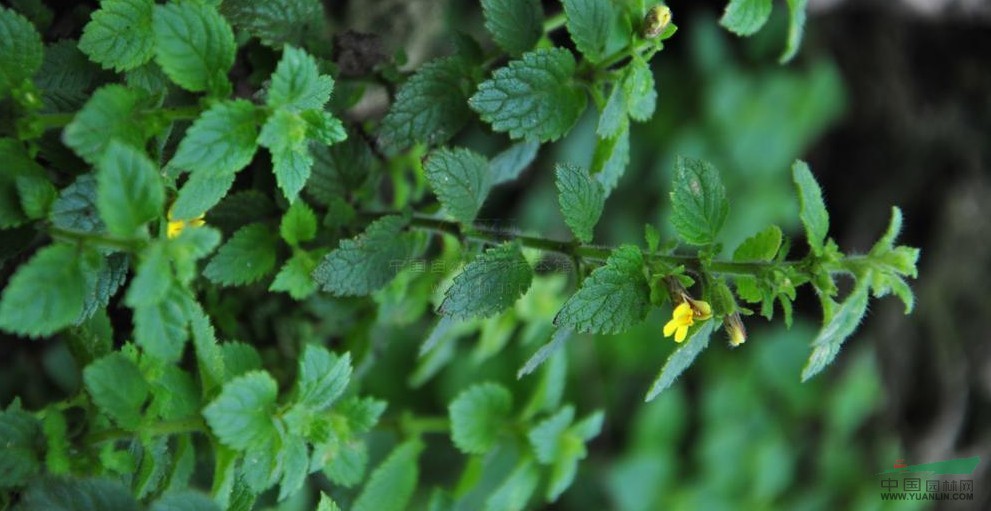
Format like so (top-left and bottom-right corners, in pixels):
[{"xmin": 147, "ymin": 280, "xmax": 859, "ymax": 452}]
[
  {"xmin": 167, "ymin": 209, "xmax": 205, "ymax": 239},
  {"xmin": 663, "ymin": 295, "xmax": 712, "ymax": 343}
]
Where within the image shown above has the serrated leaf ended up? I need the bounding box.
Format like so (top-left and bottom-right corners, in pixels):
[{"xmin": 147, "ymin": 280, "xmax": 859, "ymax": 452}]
[
  {"xmin": 63, "ymin": 85, "xmax": 152, "ymax": 165},
  {"xmin": 623, "ymin": 57, "xmax": 656, "ymax": 122},
  {"xmin": 0, "ymin": 244, "xmax": 100, "ymax": 337},
  {"xmin": 83, "ymin": 352, "xmax": 150, "ymax": 430},
  {"xmin": 172, "ymin": 172, "xmax": 236, "ymax": 220},
  {"xmin": 528, "ymin": 406, "xmax": 574, "ymax": 464},
  {"xmin": 204, "ymin": 224, "xmax": 279, "ymax": 286},
  {"xmin": 801, "ymin": 281, "xmax": 870, "ymax": 381},
  {"xmin": 378, "ymin": 56, "xmax": 474, "ymax": 154},
  {"xmin": 296, "ymin": 345, "xmax": 351, "ymax": 410},
  {"xmin": 152, "ymin": 1, "xmax": 235, "ymax": 94},
  {"xmin": 15, "ymin": 173, "xmax": 56, "ymax": 220},
  {"xmin": 280, "ymin": 200, "xmax": 317, "ymax": 246},
  {"xmin": 555, "ymin": 163, "xmax": 604, "ymax": 243},
  {"xmin": 592, "ymin": 125, "xmax": 629, "ymax": 194},
  {"xmin": 0, "ymin": 6, "xmax": 43, "ymax": 98},
  {"xmin": 780, "ymin": 0, "xmax": 808, "ymax": 63},
  {"xmin": 645, "ymin": 320, "xmax": 715, "ymax": 401},
  {"xmin": 36, "ymin": 40, "xmax": 103, "ymax": 113},
  {"xmin": 596, "ymin": 81, "xmax": 627, "ymax": 139},
  {"xmin": 258, "ymin": 109, "xmax": 313, "ymax": 202},
  {"xmin": 79, "ymin": 0, "xmax": 155, "ymax": 71},
  {"xmin": 449, "ymin": 383, "xmax": 513, "ymax": 454},
  {"xmin": 733, "ymin": 225, "xmax": 782, "ymax": 261},
  {"xmin": 317, "ymin": 493, "xmax": 342, "ymax": 511},
  {"xmin": 220, "ymin": 0, "xmax": 325, "ymax": 49},
  {"xmin": 490, "ymin": 140, "xmax": 539, "ymax": 185},
  {"xmin": 470, "ymin": 48, "xmax": 587, "ymax": 142},
  {"xmin": 439, "ymin": 242, "xmax": 532, "ymax": 319},
  {"xmin": 0, "ymin": 138, "xmax": 48, "ymax": 228},
  {"xmin": 563, "ymin": 0, "xmax": 615, "ymax": 62},
  {"xmin": 481, "ymin": 0, "xmax": 543, "ymax": 56},
  {"xmin": 720, "ymin": 0, "xmax": 772, "ymax": 36},
  {"xmin": 486, "ymin": 460, "xmax": 539, "ymax": 511},
  {"xmin": 670, "ymin": 156, "xmax": 729, "ymax": 245},
  {"xmin": 313, "ymin": 215, "xmax": 420, "ymax": 296},
  {"xmin": 270, "ymin": 250, "xmax": 319, "ymax": 299},
  {"xmin": 517, "ymin": 328, "xmax": 571, "ymax": 379},
  {"xmin": 0, "ymin": 407, "xmax": 41, "ymax": 488},
  {"xmin": 554, "ymin": 245, "xmax": 649, "ymax": 334},
  {"xmin": 49, "ymin": 174, "xmax": 103, "ymax": 233},
  {"xmin": 96, "ymin": 141, "xmax": 164, "ymax": 236},
  {"xmin": 352, "ymin": 440, "xmax": 422, "ymax": 511},
  {"xmin": 322, "ymin": 441, "xmax": 368, "ymax": 487},
  {"xmin": 133, "ymin": 284, "xmax": 190, "ymax": 362},
  {"xmin": 302, "ymin": 109, "xmax": 347, "ymax": 145},
  {"xmin": 42, "ymin": 409, "xmax": 70, "ymax": 476},
  {"xmin": 171, "ymin": 100, "xmax": 259, "ymax": 177},
  {"xmin": 424, "ymin": 147, "xmax": 492, "ymax": 225},
  {"xmin": 277, "ymin": 435, "xmax": 308, "ymax": 501},
  {"xmin": 267, "ymin": 45, "xmax": 333, "ymax": 111},
  {"xmin": 203, "ymin": 371, "xmax": 279, "ymax": 450},
  {"xmin": 792, "ymin": 160, "xmax": 829, "ymax": 255}
]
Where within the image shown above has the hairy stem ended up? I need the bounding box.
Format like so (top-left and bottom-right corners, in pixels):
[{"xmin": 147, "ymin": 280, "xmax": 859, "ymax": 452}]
[
  {"xmin": 33, "ymin": 105, "xmax": 202, "ymax": 131},
  {"xmin": 84, "ymin": 416, "xmax": 207, "ymax": 446}
]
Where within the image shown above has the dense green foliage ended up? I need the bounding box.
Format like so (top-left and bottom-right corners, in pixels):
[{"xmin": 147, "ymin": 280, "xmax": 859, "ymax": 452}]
[{"xmin": 0, "ymin": 1, "xmax": 920, "ymax": 510}]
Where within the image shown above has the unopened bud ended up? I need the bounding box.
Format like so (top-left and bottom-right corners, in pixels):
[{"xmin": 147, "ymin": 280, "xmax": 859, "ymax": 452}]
[
  {"xmin": 724, "ymin": 312, "xmax": 747, "ymax": 347},
  {"xmin": 643, "ymin": 5, "xmax": 672, "ymax": 39}
]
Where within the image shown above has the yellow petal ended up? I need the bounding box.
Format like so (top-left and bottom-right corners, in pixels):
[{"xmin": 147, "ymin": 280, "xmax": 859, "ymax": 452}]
[
  {"xmin": 167, "ymin": 220, "xmax": 184, "ymax": 239},
  {"xmin": 663, "ymin": 319, "xmax": 679, "ymax": 337},
  {"xmin": 673, "ymin": 302, "xmax": 693, "ymax": 320},
  {"xmin": 674, "ymin": 325, "xmax": 688, "ymax": 343}
]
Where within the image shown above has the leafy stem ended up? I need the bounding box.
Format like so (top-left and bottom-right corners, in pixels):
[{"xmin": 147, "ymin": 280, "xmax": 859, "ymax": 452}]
[
  {"xmin": 84, "ymin": 416, "xmax": 207, "ymax": 446},
  {"xmin": 32, "ymin": 105, "xmax": 202, "ymax": 131}
]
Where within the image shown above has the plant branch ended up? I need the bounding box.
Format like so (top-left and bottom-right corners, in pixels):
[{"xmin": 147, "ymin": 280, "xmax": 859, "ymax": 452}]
[
  {"xmin": 33, "ymin": 105, "xmax": 202, "ymax": 131},
  {"xmin": 84, "ymin": 416, "xmax": 207, "ymax": 446},
  {"xmin": 47, "ymin": 226, "xmax": 146, "ymax": 252}
]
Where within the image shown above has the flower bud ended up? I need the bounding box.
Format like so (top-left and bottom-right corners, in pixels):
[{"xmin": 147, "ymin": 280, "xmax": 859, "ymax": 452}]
[
  {"xmin": 723, "ymin": 312, "xmax": 747, "ymax": 347},
  {"xmin": 643, "ymin": 5, "xmax": 672, "ymax": 39}
]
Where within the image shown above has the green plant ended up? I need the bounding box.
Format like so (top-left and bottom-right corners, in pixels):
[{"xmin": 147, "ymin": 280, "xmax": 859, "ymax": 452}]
[{"xmin": 0, "ymin": 1, "xmax": 918, "ymax": 510}]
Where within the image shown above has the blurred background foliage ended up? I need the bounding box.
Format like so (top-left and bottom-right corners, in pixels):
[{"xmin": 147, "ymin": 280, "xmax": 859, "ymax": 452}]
[{"xmin": 3, "ymin": 0, "xmax": 989, "ymax": 509}]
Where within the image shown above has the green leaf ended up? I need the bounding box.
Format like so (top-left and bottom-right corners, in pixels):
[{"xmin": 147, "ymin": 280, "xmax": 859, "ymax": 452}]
[
  {"xmin": 0, "ymin": 138, "xmax": 47, "ymax": 229},
  {"xmin": 322, "ymin": 441, "xmax": 368, "ymax": 487},
  {"xmin": 486, "ymin": 460, "xmax": 539, "ymax": 511},
  {"xmin": 792, "ymin": 160, "xmax": 829, "ymax": 255},
  {"xmin": 733, "ymin": 225, "xmax": 783, "ymax": 261},
  {"xmin": 49, "ymin": 174, "xmax": 102, "ymax": 233},
  {"xmin": 203, "ymin": 371, "xmax": 279, "ymax": 450},
  {"xmin": 296, "ymin": 345, "xmax": 352, "ymax": 410},
  {"xmin": 270, "ymin": 250, "xmax": 319, "ymax": 299},
  {"xmin": 317, "ymin": 493, "xmax": 342, "ymax": 511},
  {"xmin": 563, "ymin": 0, "xmax": 616, "ymax": 62},
  {"xmin": 554, "ymin": 245, "xmax": 649, "ymax": 334},
  {"xmin": 720, "ymin": 0, "xmax": 772, "ymax": 36},
  {"xmin": 125, "ymin": 242, "xmax": 171, "ymax": 308},
  {"xmin": 171, "ymin": 100, "xmax": 260, "ymax": 177},
  {"xmin": 481, "ymin": 0, "xmax": 543, "ymax": 56},
  {"xmin": 555, "ymin": 163, "xmax": 605, "ymax": 243},
  {"xmin": 83, "ymin": 352, "xmax": 150, "ymax": 430},
  {"xmin": 220, "ymin": 0, "xmax": 325, "ymax": 49},
  {"xmin": 439, "ymin": 242, "xmax": 533, "ymax": 319},
  {"xmin": 469, "ymin": 48, "xmax": 586, "ymax": 142},
  {"xmin": 96, "ymin": 141, "xmax": 164, "ymax": 237},
  {"xmin": 0, "ymin": 6, "xmax": 43, "ymax": 98},
  {"xmin": 517, "ymin": 328, "xmax": 571, "ymax": 378},
  {"xmin": 528, "ymin": 406, "xmax": 574, "ymax": 464},
  {"xmin": 133, "ymin": 284, "xmax": 190, "ymax": 362},
  {"xmin": 302, "ymin": 109, "xmax": 347, "ymax": 145},
  {"xmin": 152, "ymin": 1, "xmax": 235, "ymax": 94},
  {"xmin": 780, "ymin": 0, "xmax": 808, "ymax": 63},
  {"xmin": 62, "ymin": 85, "xmax": 152, "ymax": 165},
  {"xmin": 79, "ymin": 0, "xmax": 155, "ymax": 71},
  {"xmin": 352, "ymin": 440, "xmax": 422, "ymax": 511},
  {"xmin": 801, "ymin": 281, "xmax": 870, "ymax": 381},
  {"xmin": 490, "ymin": 140, "xmax": 540, "ymax": 185},
  {"xmin": 623, "ymin": 56, "xmax": 656, "ymax": 122},
  {"xmin": 172, "ymin": 172, "xmax": 236, "ymax": 220},
  {"xmin": 277, "ymin": 435, "xmax": 308, "ymax": 501},
  {"xmin": 15, "ymin": 174, "xmax": 56, "ymax": 221},
  {"xmin": 17, "ymin": 477, "xmax": 138, "ymax": 510},
  {"xmin": 204, "ymin": 224, "xmax": 279, "ymax": 286},
  {"xmin": 149, "ymin": 491, "xmax": 222, "ymax": 511},
  {"xmin": 0, "ymin": 407, "xmax": 41, "ymax": 488},
  {"xmin": 596, "ymin": 81, "xmax": 627, "ymax": 139},
  {"xmin": 0, "ymin": 244, "xmax": 99, "ymax": 337},
  {"xmin": 42, "ymin": 410, "xmax": 70, "ymax": 476},
  {"xmin": 258, "ymin": 109, "xmax": 313, "ymax": 203},
  {"xmin": 267, "ymin": 45, "xmax": 333, "ymax": 111},
  {"xmin": 378, "ymin": 56, "xmax": 475, "ymax": 155},
  {"xmin": 592, "ymin": 125, "xmax": 629, "ymax": 194},
  {"xmin": 280, "ymin": 200, "xmax": 317, "ymax": 246},
  {"xmin": 645, "ymin": 320, "xmax": 715, "ymax": 401},
  {"xmin": 670, "ymin": 156, "xmax": 729, "ymax": 245},
  {"xmin": 424, "ymin": 147, "xmax": 492, "ymax": 225},
  {"xmin": 449, "ymin": 383, "xmax": 513, "ymax": 454},
  {"xmin": 313, "ymin": 215, "xmax": 420, "ymax": 296}
]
